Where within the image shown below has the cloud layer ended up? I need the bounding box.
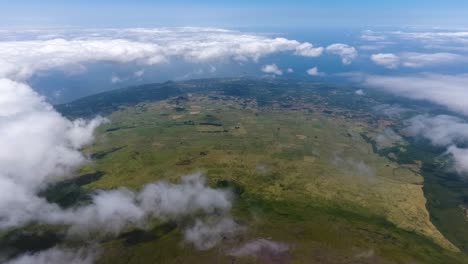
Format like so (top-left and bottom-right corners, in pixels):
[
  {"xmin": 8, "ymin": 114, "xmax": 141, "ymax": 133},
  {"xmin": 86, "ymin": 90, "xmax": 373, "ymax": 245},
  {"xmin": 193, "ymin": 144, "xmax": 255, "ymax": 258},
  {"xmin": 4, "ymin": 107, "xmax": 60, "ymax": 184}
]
[
  {"xmin": 0, "ymin": 28, "xmax": 326, "ymax": 81},
  {"xmin": 362, "ymin": 73, "xmax": 468, "ymax": 116}
]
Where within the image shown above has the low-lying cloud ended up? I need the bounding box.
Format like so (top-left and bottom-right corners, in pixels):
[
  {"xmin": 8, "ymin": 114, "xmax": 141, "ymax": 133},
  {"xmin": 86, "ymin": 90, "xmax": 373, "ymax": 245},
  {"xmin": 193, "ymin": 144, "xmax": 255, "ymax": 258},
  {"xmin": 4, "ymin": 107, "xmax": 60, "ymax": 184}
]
[
  {"xmin": 404, "ymin": 115, "xmax": 468, "ymax": 146},
  {"xmin": 262, "ymin": 64, "xmax": 283, "ymax": 75},
  {"xmin": 185, "ymin": 216, "xmax": 239, "ymax": 250},
  {"xmin": 333, "ymin": 155, "xmax": 375, "ymax": 179},
  {"xmin": 326, "ymin": 43, "xmax": 358, "ymax": 65},
  {"xmin": 371, "ymin": 52, "xmax": 466, "ymax": 69},
  {"xmin": 0, "ymin": 78, "xmax": 238, "ymax": 246},
  {"xmin": 0, "ymin": 28, "xmax": 326, "ymax": 81},
  {"xmin": 371, "ymin": 53, "xmax": 400, "ymax": 69},
  {"xmin": 306, "ymin": 67, "xmax": 322, "ymax": 76},
  {"xmin": 362, "ymin": 73, "xmax": 468, "ymax": 116},
  {"xmin": 0, "ymin": 78, "xmax": 106, "ymax": 229},
  {"xmin": 229, "ymin": 239, "xmax": 289, "ymax": 264},
  {"xmin": 0, "ymin": 27, "xmax": 273, "ymax": 263},
  {"xmin": 48, "ymin": 173, "xmax": 236, "ymax": 241},
  {"xmin": 5, "ymin": 247, "xmax": 98, "ymax": 264},
  {"xmin": 405, "ymin": 115, "xmax": 468, "ymax": 175}
]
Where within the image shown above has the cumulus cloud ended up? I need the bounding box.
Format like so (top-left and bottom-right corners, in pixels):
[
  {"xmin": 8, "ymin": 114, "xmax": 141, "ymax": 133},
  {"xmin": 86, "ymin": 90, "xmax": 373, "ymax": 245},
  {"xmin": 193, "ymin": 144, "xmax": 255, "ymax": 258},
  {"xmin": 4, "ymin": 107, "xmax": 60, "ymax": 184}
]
[
  {"xmin": 5, "ymin": 247, "xmax": 97, "ymax": 264},
  {"xmin": 0, "ymin": 28, "xmax": 325, "ymax": 81},
  {"xmin": 1, "ymin": 166, "xmax": 237, "ymax": 248},
  {"xmin": 306, "ymin": 67, "xmax": 323, "ymax": 76},
  {"xmin": 0, "ymin": 39, "xmax": 167, "ymax": 81},
  {"xmin": 46, "ymin": 174, "xmax": 236, "ymax": 242},
  {"xmin": 362, "ymin": 73, "xmax": 468, "ymax": 116},
  {"xmin": 0, "ymin": 79, "xmax": 107, "ymax": 230},
  {"xmin": 294, "ymin": 43, "xmax": 324, "ymax": 57},
  {"xmin": 446, "ymin": 146, "xmax": 468, "ymax": 175},
  {"xmin": 185, "ymin": 216, "xmax": 239, "ymax": 250},
  {"xmin": 262, "ymin": 64, "xmax": 283, "ymax": 75},
  {"xmin": 326, "ymin": 43, "xmax": 357, "ymax": 65},
  {"xmin": 371, "ymin": 53, "xmax": 400, "ymax": 69},
  {"xmin": 404, "ymin": 115, "xmax": 468, "ymax": 147},
  {"xmin": 404, "ymin": 115, "xmax": 468, "ymax": 175},
  {"xmin": 0, "ymin": 79, "xmax": 105, "ymax": 191},
  {"xmin": 355, "ymin": 89, "xmax": 365, "ymax": 95},
  {"xmin": 0, "ymin": 28, "xmax": 258, "ymax": 260}
]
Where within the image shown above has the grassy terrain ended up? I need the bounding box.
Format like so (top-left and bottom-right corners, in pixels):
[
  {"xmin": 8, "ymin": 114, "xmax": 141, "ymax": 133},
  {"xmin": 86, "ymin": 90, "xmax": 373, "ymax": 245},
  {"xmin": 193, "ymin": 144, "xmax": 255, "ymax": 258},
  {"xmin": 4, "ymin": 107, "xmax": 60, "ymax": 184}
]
[
  {"xmin": 73, "ymin": 90, "xmax": 466, "ymax": 263},
  {"xmin": 3, "ymin": 78, "xmax": 467, "ymax": 263}
]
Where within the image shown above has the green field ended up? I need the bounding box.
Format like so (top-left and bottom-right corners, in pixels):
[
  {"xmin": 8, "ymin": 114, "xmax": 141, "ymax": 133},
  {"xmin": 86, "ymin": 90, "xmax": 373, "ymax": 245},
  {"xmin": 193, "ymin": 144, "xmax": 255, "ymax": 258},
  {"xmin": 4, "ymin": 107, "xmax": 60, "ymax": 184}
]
[{"xmin": 3, "ymin": 78, "xmax": 468, "ymax": 263}]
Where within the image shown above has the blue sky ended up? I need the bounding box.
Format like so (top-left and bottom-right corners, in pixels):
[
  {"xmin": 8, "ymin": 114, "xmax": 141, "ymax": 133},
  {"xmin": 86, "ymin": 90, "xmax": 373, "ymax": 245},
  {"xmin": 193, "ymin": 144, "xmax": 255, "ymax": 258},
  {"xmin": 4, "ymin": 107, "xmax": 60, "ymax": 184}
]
[{"xmin": 1, "ymin": 0, "xmax": 468, "ymax": 28}]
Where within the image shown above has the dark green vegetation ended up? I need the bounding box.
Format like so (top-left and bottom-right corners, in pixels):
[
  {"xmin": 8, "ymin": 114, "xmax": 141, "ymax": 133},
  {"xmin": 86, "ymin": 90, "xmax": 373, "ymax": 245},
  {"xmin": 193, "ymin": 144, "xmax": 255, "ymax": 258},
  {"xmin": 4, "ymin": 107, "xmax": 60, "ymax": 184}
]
[
  {"xmin": 364, "ymin": 134, "xmax": 468, "ymax": 254},
  {"xmin": 4, "ymin": 78, "xmax": 468, "ymax": 263}
]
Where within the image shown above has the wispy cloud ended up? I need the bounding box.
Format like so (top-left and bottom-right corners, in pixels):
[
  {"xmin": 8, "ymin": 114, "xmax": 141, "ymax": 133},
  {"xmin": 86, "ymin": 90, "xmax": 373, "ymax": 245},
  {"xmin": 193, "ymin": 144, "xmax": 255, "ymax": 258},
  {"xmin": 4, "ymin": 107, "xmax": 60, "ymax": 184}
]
[
  {"xmin": 5, "ymin": 247, "xmax": 98, "ymax": 264},
  {"xmin": 372, "ymin": 52, "xmax": 467, "ymax": 69},
  {"xmin": 404, "ymin": 115, "xmax": 468, "ymax": 175},
  {"xmin": 361, "ymin": 73, "xmax": 468, "ymax": 116},
  {"xmin": 371, "ymin": 53, "xmax": 400, "ymax": 69}
]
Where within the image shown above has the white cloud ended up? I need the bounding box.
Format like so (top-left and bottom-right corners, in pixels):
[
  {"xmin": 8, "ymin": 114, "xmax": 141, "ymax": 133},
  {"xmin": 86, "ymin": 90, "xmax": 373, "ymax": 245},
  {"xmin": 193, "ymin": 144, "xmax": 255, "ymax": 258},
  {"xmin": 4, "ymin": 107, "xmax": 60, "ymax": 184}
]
[
  {"xmin": 404, "ymin": 115, "xmax": 468, "ymax": 175},
  {"xmin": 404, "ymin": 115, "xmax": 468, "ymax": 147},
  {"xmin": 391, "ymin": 31, "xmax": 468, "ymax": 45},
  {"xmin": 0, "ymin": 39, "xmax": 167, "ymax": 81},
  {"xmin": 362, "ymin": 30, "xmax": 468, "ymax": 53},
  {"xmin": 372, "ymin": 52, "xmax": 466, "ymax": 69},
  {"xmin": 355, "ymin": 89, "xmax": 365, "ymax": 95},
  {"xmin": 0, "ymin": 28, "xmax": 325, "ymax": 81},
  {"xmin": 46, "ymin": 174, "xmax": 237, "ymax": 243},
  {"xmin": 306, "ymin": 67, "xmax": 322, "ymax": 76},
  {"xmin": 184, "ymin": 216, "xmax": 239, "ymax": 250},
  {"xmin": 0, "ymin": 79, "xmax": 105, "ymax": 189},
  {"xmin": 372, "ymin": 104, "xmax": 409, "ymax": 118},
  {"xmin": 294, "ymin": 42, "xmax": 324, "ymax": 57},
  {"xmin": 229, "ymin": 239, "xmax": 288, "ymax": 259},
  {"xmin": 400, "ymin": 52, "xmax": 466, "ymax": 68},
  {"xmin": 0, "ymin": 28, "xmax": 264, "ymax": 256},
  {"xmin": 287, "ymin": 68, "xmax": 294, "ymax": 73},
  {"xmin": 5, "ymin": 247, "xmax": 98, "ymax": 264},
  {"xmin": 262, "ymin": 64, "xmax": 283, "ymax": 75},
  {"xmin": 361, "ymin": 30, "xmax": 387, "ymax": 42},
  {"xmin": 362, "ymin": 73, "xmax": 468, "ymax": 116},
  {"xmin": 447, "ymin": 146, "xmax": 468, "ymax": 175},
  {"xmin": 326, "ymin": 43, "xmax": 357, "ymax": 65},
  {"xmin": 371, "ymin": 53, "xmax": 400, "ymax": 69},
  {"xmin": 0, "ymin": 78, "xmax": 107, "ymax": 230}
]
